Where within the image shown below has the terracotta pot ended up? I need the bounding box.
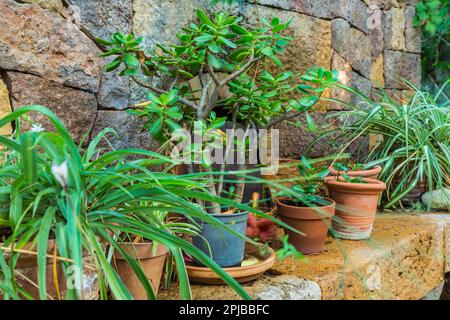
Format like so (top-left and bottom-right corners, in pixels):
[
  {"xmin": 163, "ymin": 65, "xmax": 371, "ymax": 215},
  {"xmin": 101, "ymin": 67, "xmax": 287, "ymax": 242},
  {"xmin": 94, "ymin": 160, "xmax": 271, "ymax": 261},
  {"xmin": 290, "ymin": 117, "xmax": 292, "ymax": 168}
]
[
  {"xmin": 325, "ymin": 177, "xmax": 386, "ymax": 240},
  {"xmin": 329, "ymin": 165, "xmax": 382, "ymax": 179},
  {"xmin": 276, "ymin": 197, "xmax": 335, "ymax": 255},
  {"xmin": 1, "ymin": 240, "xmax": 99, "ymax": 300},
  {"xmin": 113, "ymin": 242, "xmax": 168, "ymax": 300}
]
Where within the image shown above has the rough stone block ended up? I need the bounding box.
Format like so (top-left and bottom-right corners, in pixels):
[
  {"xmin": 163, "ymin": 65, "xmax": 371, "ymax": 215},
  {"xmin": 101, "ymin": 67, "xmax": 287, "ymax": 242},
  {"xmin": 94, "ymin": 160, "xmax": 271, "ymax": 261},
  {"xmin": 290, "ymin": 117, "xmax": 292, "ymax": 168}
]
[
  {"xmin": 404, "ymin": 5, "xmax": 421, "ymax": 53},
  {"xmin": 66, "ymin": 0, "xmax": 133, "ymax": 110},
  {"xmin": 384, "ymin": 50, "xmax": 420, "ymax": 89},
  {"xmin": 0, "ymin": 0, "xmax": 102, "ymax": 92},
  {"xmin": 91, "ymin": 110, "xmax": 159, "ymax": 151},
  {"xmin": 332, "ymin": 51, "xmax": 373, "ymax": 106},
  {"xmin": 7, "ymin": 72, "xmax": 97, "ymax": 142},
  {"xmin": 384, "ymin": 7, "xmax": 406, "ymax": 51},
  {"xmin": 368, "ymin": 6, "xmax": 385, "ymax": 58},
  {"xmin": 273, "ymin": 111, "xmax": 368, "ymax": 159},
  {"xmin": 332, "ymin": 19, "xmax": 371, "ymax": 78}
]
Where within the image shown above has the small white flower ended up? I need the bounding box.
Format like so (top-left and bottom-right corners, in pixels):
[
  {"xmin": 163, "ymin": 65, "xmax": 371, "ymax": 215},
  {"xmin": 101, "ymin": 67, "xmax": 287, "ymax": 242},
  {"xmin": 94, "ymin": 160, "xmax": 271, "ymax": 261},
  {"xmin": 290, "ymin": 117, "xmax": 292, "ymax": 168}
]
[
  {"xmin": 52, "ymin": 161, "xmax": 69, "ymax": 188},
  {"xmin": 30, "ymin": 123, "xmax": 45, "ymax": 133}
]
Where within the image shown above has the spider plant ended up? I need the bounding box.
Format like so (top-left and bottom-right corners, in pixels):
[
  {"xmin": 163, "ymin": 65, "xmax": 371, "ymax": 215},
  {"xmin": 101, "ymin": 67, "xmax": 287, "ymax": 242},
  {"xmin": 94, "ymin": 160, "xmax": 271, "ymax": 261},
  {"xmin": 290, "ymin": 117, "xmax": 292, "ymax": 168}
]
[
  {"xmin": 308, "ymin": 76, "xmax": 450, "ymax": 209},
  {"xmin": 0, "ymin": 105, "xmax": 261, "ymax": 300}
]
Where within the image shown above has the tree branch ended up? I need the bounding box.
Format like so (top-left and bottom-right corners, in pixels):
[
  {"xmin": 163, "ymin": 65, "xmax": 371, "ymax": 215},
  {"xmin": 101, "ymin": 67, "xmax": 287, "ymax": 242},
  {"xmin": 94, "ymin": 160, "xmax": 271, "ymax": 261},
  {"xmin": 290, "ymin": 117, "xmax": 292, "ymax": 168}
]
[
  {"xmin": 131, "ymin": 76, "xmax": 199, "ymax": 111},
  {"xmin": 198, "ymin": 77, "xmax": 214, "ymax": 117},
  {"xmin": 206, "ymin": 53, "xmax": 259, "ymax": 87}
]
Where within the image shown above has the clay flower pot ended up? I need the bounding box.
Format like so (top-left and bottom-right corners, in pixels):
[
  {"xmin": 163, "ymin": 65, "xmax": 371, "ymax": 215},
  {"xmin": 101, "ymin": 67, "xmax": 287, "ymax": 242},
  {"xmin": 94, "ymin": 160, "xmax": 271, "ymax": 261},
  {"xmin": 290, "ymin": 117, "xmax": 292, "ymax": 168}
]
[
  {"xmin": 276, "ymin": 197, "xmax": 335, "ymax": 255},
  {"xmin": 113, "ymin": 242, "xmax": 168, "ymax": 299},
  {"xmin": 329, "ymin": 165, "xmax": 382, "ymax": 179},
  {"xmin": 1, "ymin": 240, "xmax": 99, "ymax": 300},
  {"xmin": 325, "ymin": 177, "xmax": 386, "ymax": 240}
]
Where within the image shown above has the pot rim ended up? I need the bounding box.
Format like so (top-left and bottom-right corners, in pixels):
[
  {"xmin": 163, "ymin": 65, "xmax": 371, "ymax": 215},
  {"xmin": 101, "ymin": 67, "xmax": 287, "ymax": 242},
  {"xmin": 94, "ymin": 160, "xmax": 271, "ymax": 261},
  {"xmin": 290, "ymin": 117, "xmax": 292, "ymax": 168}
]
[
  {"xmin": 329, "ymin": 164, "xmax": 382, "ymax": 177},
  {"xmin": 114, "ymin": 242, "xmax": 169, "ymax": 260},
  {"xmin": 325, "ymin": 177, "xmax": 387, "ymax": 192},
  {"xmin": 276, "ymin": 197, "xmax": 335, "ymax": 220},
  {"xmin": 275, "ymin": 197, "xmax": 335, "ymax": 210},
  {"xmin": 187, "ymin": 243, "xmax": 275, "ymax": 273}
]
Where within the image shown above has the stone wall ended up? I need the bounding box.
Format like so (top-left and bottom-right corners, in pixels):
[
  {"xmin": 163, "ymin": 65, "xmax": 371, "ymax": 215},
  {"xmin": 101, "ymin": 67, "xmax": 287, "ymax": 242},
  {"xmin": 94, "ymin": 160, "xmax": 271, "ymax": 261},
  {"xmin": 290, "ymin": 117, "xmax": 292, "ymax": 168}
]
[{"xmin": 0, "ymin": 0, "xmax": 421, "ymax": 158}]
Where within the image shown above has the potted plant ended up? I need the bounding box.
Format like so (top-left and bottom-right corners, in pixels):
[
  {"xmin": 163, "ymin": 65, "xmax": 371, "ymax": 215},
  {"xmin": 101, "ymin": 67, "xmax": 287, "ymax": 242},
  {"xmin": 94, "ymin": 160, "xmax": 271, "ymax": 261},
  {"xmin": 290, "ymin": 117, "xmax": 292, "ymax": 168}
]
[
  {"xmin": 0, "ymin": 106, "xmax": 253, "ymax": 300},
  {"xmin": 329, "ymin": 162, "xmax": 382, "ymax": 179},
  {"xmin": 325, "ymin": 163, "xmax": 386, "ymax": 240},
  {"xmin": 97, "ymin": 10, "xmax": 335, "ymax": 267},
  {"xmin": 309, "ymin": 76, "xmax": 449, "ymax": 210},
  {"xmin": 275, "ymin": 157, "xmax": 335, "ymax": 254}
]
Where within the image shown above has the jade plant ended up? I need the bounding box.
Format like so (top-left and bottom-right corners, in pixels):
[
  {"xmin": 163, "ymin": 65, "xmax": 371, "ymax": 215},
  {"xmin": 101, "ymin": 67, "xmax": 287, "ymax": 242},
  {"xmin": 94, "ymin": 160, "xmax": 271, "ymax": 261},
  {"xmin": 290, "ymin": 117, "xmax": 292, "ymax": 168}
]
[{"xmin": 97, "ymin": 9, "xmax": 337, "ymax": 215}]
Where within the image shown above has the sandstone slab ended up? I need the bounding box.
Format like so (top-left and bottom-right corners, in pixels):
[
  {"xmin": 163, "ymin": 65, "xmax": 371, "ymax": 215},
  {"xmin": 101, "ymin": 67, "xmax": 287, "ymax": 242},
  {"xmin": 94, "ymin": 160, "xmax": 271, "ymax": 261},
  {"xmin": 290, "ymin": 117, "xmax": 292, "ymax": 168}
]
[
  {"xmin": 272, "ymin": 214, "xmax": 445, "ymax": 300},
  {"xmin": 0, "ymin": 77, "xmax": 12, "ymax": 135},
  {"xmin": 159, "ymin": 214, "xmax": 447, "ymax": 300},
  {"xmin": 0, "ymin": 0, "xmax": 102, "ymax": 92},
  {"xmin": 91, "ymin": 111, "xmax": 159, "ymax": 151},
  {"xmin": 384, "ymin": 7, "xmax": 406, "ymax": 51},
  {"xmin": 384, "ymin": 50, "xmax": 421, "ymax": 89},
  {"xmin": 370, "ymin": 53, "xmax": 384, "ymax": 87},
  {"xmin": 7, "ymin": 72, "xmax": 97, "ymax": 142}
]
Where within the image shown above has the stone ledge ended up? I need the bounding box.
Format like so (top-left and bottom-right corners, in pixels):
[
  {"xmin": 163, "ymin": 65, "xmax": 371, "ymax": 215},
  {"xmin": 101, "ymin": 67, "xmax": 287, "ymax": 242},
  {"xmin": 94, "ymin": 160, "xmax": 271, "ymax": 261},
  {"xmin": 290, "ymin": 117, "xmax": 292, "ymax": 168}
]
[{"xmin": 159, "ymin": 214, "xmax": 448, "ymax": 300}]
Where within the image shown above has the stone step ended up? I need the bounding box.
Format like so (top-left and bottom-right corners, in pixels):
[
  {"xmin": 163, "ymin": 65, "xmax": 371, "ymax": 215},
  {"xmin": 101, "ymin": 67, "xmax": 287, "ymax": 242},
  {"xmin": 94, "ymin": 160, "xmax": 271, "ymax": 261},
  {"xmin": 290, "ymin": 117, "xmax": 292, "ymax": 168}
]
[{"xmin": 159, "ymin": 213, "xmax": 450, "ymax": 300}]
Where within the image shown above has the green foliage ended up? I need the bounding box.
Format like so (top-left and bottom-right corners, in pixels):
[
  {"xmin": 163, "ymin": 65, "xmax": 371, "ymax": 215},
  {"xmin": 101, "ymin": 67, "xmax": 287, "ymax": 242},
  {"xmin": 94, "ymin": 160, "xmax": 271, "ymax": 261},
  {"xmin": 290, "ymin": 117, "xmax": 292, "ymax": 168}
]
[
  {"xmin": 97, "ymin": 10, "xmax": 324, "ymax": 142},
  {"xmin": 0, "ymin": 105, "xmax": 257, "ymax": 300},
  {"xmin": 277, "ymin": 156, "xmax": 330, "ymax": 204},
  {"xmin": 332, "ymin": 163, "xmax": 366, "ymax": 184},
  {"xmin": 97, "ymin": 9, "xmax": 331, "ymax": 213},
  {"xmin": 413, "ymin": 0, "xmax": 449, "ymax": 74},
  {"xmin": 276, "ymin": 235, "xmax": 303, "ymax": 260}
]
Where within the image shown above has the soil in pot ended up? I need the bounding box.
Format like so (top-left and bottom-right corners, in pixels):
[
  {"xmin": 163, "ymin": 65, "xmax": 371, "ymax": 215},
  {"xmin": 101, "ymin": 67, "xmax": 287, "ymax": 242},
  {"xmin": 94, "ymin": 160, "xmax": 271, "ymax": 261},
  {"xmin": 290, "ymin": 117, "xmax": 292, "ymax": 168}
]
[
  {"xmin": 325, "ymin": 177, "xmax": 386, "ymax": 240},
  {"xmin": 329, "ymin": 165, "xmax": 382, "ymax": 179},
  {"xmin": 113, "ymin": 242, "xmax": 168, "ymax": 300},
  {"xmin": 192, "ymin": 211, "xmax": 249, "ymax": 267},
  {"xmin": 276, "ymin": 197, "xmax": 335, "ymax": 255}
]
